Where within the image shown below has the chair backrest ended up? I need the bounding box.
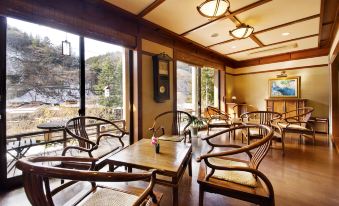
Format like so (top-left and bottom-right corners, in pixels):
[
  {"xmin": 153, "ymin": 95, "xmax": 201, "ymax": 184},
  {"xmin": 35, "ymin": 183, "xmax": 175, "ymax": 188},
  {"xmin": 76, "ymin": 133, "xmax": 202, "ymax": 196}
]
[
  {"xmin": 65, "ymin": 116, "xmax": 126, "ymax": 149},
  {"xmin": 282, "ymin": 107, "xmax": 314, "ymax": 127},
  {"xmin": 200, "ymin": 124, "xmax": 274, "ymax": 171},
  {"xmin": 16, "ymin": 156, "xmax": 154, "ymax": 206},
  {"xmin": 240, "ymin": 111, "xmax": 282, "ymax": 126},
  {"xmin": 152, "ymin": 111, "xmax": 192, "ymax": 136},
  {"xmin": 206, "ymin": 106, "xmax": 230, "ymax": 120}
]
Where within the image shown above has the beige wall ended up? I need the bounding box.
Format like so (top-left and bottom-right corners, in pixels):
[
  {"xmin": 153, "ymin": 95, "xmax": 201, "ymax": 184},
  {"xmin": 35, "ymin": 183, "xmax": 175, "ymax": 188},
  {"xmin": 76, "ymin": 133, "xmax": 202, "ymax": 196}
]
[
  {"xmin": 141, "ymin": 39, "xmax": 173, "ymax": 138},
  {"xmin": 225, "ymin": 73, "xmax": 234, "ymax": 102},
  {"xmin": 232, "ymin": 66, "xmax": 330, "ymax": 118}
]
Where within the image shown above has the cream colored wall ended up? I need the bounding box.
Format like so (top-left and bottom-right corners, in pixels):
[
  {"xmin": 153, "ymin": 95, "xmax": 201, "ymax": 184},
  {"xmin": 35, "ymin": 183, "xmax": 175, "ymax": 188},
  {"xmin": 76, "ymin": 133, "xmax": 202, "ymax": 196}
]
[
  {"xmin": 141, "ymin": 39, "xmax": 173, "ymax": 138},
  {"xmin": 225, "ymin": 72, "xmax": 234, "ymax": 102},
  {"xmin": 232, "ymin": 66, "xmax": 330, "ymax": 118}
]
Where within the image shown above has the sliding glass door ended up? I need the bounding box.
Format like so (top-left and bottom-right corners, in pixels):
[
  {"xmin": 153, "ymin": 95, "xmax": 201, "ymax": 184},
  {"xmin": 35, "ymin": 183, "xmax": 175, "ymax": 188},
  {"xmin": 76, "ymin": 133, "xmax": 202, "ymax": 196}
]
[
  {"xmin": 201, "ymin": 67, "xmax": 219, "ymax": 115},
  {"xmin": 176, "ymin": 61, "xmax": 219, "ymax": 117},
  {"xmin": 177, "ymin": 61, "xmax": 199, "ymax": 116}
]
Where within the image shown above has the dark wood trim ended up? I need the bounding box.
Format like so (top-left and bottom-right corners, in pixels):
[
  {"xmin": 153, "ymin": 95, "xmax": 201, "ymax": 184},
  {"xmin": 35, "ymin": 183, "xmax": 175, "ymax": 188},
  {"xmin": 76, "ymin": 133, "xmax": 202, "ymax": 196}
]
[
  {"xmin": 180, "ymin": 0, "xmax": 272, "ymax": 36},
  {"xmin": 137, "ymin": 36, "xmax": 143, "ymax": 141},
  {"xmin": 235, "ymin": 47, "xmax": 329, "ymax": 68},
  {"xmin": 0, "ymin": 0, "xmax": 138, "ymax": 49},
  {"xmin": 0, "ymin": 16, "xmax": 7, "ymax": 188},
  {"xmin": 198, "ymin": 67, "xmax": 202, "ymax": 117},
  {"xmin": 218, "ymin": 70, "xmax": 221, "ymax": 110},
  {"xmin": 318, "ymin": 0, "xmax": 325, "ymax": 47},
  {"xmin": 137, "ymin": 0, "xmax": 165, "ymax": 17},
  {"xmin": 79, "ymin": 37, "xmax": 85, "ymax": 116},
  {"xmin": 328, "ymin": 5, "xmax": 339, "ymax": 47},
  {"xmin": 128, "ymin": 49, "xmax": 134, "ymax": 145},
  {"xmin": 227, "ymin": 64, "xmax": 328, "ymax": 76},
  {"xmin": 225, "ymin": 34, "xmax": 319, "ymax": 56},
  {"xmin": 330, "ymin": 55, "xmax": 339, "ymax": 151},
  {"xmin": 173, "ymin": 54, "xmax": 177, "ymax": 113}
]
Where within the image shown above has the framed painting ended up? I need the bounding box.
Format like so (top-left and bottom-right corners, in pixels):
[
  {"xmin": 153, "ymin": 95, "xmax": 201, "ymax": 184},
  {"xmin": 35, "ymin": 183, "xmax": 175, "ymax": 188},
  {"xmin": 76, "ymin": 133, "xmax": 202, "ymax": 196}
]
[{"xmin": 269, "ymin": 76, "xmax": 300, "ymax": 98}]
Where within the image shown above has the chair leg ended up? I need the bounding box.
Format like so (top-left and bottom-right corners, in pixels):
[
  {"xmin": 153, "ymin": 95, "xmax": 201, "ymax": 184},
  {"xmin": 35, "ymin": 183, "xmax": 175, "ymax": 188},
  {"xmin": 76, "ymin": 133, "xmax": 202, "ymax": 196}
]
[{"xmin": 199, "ymin": 185, "xmax": 204, "ymax": 206}]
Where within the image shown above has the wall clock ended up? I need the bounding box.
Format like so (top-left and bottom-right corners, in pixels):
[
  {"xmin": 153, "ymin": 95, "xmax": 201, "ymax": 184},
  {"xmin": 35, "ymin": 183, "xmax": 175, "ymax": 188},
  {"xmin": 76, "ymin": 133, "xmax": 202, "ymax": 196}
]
[{"xmin": 153, "ymin": 53, "xmax": 172, "ymax": 103}]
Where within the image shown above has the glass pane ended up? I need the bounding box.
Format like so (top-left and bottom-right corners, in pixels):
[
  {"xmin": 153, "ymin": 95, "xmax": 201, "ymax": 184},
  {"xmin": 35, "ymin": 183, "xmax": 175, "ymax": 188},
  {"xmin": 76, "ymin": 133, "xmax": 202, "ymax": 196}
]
[
  {"xmin": 6, "ymin": 18, "xmax": 80, "ymax": 178},
  {"xmin": 85, "ymin": 37, "xmax": 124, "ymax": 120},
  {"xmin": 201, "ymin": 67, "xmax": 217, "ymax": 116},
  {"xmin": 177, "ymin": 61, "xmax": 198, "ymax": 116}
]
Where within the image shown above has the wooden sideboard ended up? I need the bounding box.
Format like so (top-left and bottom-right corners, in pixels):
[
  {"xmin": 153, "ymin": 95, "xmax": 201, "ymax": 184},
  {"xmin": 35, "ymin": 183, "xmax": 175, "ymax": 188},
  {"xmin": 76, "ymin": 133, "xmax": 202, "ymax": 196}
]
[{"xmin": 266, "ymin": 98, "xmax": 307, "ymax": 117}]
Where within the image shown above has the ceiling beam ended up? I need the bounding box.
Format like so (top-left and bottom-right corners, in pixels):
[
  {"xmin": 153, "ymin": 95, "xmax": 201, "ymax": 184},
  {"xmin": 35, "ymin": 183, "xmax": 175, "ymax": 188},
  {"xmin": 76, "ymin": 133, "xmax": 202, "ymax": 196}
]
[
  {"xmin": 207, "ymin": 14, "xmax": 320, "ymax": 48},
  {"xmin": 234, "ymin": 47, "xmax": 329, "ymax": 68},
  {"xmin": 225, "ymin": 34, "xmax": 319, "ymax": 56},
  {"xmin": 137, "ymin": 0, "xmax": 165, "ymax": 18},
  {"xmin": 180, "ymin": 0, "xmax": 272, "ymax": 36},
  {"xmin": 254, "ymin": 14, "xmax": 320, "ymax": 35}
]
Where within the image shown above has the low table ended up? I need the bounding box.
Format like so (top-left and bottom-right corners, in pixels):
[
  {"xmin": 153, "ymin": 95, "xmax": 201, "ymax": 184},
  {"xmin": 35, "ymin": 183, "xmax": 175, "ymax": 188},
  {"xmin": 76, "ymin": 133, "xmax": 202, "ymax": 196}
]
[{"xmin": 105, "ymin": 139, "xmax": 192, "ymax": 206}]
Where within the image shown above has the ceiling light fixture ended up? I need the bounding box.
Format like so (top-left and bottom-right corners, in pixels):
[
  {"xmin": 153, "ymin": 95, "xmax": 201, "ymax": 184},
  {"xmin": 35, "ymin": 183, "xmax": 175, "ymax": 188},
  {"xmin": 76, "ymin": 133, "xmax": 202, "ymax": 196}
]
[
  {"xmin": 229, "ymin": 24, "xmax": 254, "ymax": 39},
  {"xmin": 231, "ymin": 46, "xmax": 237, "ymax": 49},
  {"xmin": 197, "ymin": 0, "xmax": 230, "ymax": 18},
  {"xmin": 282, "ymin": 32, "xmax": 290, "ymax": 36}
]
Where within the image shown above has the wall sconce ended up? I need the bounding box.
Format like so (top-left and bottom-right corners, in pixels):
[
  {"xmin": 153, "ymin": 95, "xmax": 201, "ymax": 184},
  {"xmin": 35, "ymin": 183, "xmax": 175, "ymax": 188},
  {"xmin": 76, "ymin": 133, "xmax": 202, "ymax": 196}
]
[
  {"xmin": 277, "ymin": 70, "xmax": 288, "ymax": 78},
  {"xmin": 231, "ymin": 96, "xmax": 237, "ymax": 102}
]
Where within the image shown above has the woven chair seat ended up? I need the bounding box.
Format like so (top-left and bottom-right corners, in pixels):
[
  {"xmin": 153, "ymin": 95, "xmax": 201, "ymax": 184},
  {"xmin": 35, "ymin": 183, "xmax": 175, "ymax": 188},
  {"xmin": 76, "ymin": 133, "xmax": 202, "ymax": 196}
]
[
  {"xmin": 209, "ymin": 157, "xmax": 257, "ymax": 187},
  {"xmin": 278, "ymin": 123, "xmax": 310, "ymax": 131},
  {"xmin": 80, "ymin": 187, "xmax": 150, "ymax": 206},
  {"xmin": 159, "ymin": 135, "xmax": 184, "ymax": 142}
]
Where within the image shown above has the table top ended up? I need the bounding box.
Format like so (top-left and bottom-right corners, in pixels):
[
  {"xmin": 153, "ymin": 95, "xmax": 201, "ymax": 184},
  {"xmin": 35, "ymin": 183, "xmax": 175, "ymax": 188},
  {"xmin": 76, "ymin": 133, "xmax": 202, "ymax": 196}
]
[
  {"xmin": 106, "ymin": 139, "xmax": 191, "ymax": 175},
  {"xmin": 37, "ymin": 120, "xmax": 68, "ymax": 130}
]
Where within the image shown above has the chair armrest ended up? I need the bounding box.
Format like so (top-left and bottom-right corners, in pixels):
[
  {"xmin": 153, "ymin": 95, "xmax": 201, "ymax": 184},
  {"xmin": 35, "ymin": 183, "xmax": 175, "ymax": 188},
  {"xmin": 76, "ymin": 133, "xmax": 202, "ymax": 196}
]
[
  {"xmin": 133, "ymin": 170, "xmax": 158, "ymax": 205},
  {"xmin": 97, "ymin": 133, "xmax": 125, "ymax": 148},
  {"xmin": 62, "ymin": 145, "xmax": 98, "ymax": 157},
  {"xmin": 197, "ymin": 141, "xmax": 259, "ymax": 162}
]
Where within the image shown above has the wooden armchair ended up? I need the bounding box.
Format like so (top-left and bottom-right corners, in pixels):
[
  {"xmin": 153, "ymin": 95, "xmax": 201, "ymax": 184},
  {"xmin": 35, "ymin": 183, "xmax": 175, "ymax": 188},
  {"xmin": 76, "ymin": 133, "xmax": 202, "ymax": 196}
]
[
  {"xmin": 276, "ymin": 107, "xmax": 315, "ymax": 145},
  {"xmin": 206, "ymin": 106, "xmax": 232, "ymax": 135},
  {"xmin": 149, "ymin": 111, "xmax": 192, "ymax": 143},
  {"xmin": 197, "ymin": 124, "xmax": 275, "ymax": 206},
  {"xmin": 63, "ymin": 116, "xmax": 128, "ymax": 170},
  {"xmin": 16, "ymin": 156, "xmax": 161, "ymax": 206}
]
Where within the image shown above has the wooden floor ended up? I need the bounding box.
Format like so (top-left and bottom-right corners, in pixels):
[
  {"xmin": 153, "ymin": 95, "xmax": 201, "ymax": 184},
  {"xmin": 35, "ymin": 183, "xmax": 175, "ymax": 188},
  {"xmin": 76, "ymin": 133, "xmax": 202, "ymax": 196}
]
[{"xmin": 1, "ymin": 131, "xmax": 339, "ymax": 206}]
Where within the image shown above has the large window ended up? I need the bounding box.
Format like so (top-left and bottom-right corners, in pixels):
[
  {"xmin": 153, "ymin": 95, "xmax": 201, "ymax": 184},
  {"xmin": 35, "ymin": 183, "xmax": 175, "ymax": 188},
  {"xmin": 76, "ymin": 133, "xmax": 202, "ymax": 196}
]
[
  {"xmin": 6, "ymin": 18, "xmax": 80, "ymax": 136},
  {"xmin": 177, "ymin": 61, "xmax": 198, "ymax": 115},
  {"xmin": 85, "ymin": 38, "xmax": 124, "ymax": 120},
  {"xmin": 176, "ymin": 61, "xmax": 219, "ymax": 117},
  {"xmin": 4, "ymin": 18, "xmax": 127, "ymax": 179},
  {"xmin": 201, "ymin": 67, "xmax": 218, "ymax": 114}
]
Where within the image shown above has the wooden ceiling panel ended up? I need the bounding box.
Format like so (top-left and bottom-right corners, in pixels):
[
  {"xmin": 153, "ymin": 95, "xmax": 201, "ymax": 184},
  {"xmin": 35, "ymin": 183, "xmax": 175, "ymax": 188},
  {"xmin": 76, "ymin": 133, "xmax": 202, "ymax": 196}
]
[
  {"xmin": 228, "ymin": 0, "xmax": 259, "ymax": 12},
  {"xmin": 210, "ymin": 38, "xmax": 258, "ymax": 54},
  {"xmin": 143, "ymin": 0, "xmax": 210, "ymax": 34},
  {"xmin": 104, "ymin": 0, "xmax": 154, "ymax": 15},
  {"xmin": 185, "ymin": 19, "xmax": 235, "ymax": 46},
  {"xmin": 228, "ymin": 36, "xmax": 319, "ymax": 60},
  {"xmin": 256, "ymin": 17, "xmax": 320, "ymax": 45},
  {"xmin": 235, "ymin": 0, "xmax": 321, "ymax": 32}
]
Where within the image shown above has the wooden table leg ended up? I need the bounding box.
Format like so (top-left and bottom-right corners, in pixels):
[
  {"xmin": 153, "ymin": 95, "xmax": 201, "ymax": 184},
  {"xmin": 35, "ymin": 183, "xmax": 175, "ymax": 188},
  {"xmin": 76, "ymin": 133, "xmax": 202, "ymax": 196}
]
[{"xmin": 172, "ymin": 185, "xmax": 178, "ymax": 206}]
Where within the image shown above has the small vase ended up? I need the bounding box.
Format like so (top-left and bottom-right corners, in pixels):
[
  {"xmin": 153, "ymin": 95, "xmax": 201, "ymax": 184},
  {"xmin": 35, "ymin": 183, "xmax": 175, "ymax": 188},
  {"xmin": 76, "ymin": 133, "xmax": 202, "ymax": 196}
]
[{"xmin": 155, "ymin": 144, "xmax": 160, "ymax": 154}]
